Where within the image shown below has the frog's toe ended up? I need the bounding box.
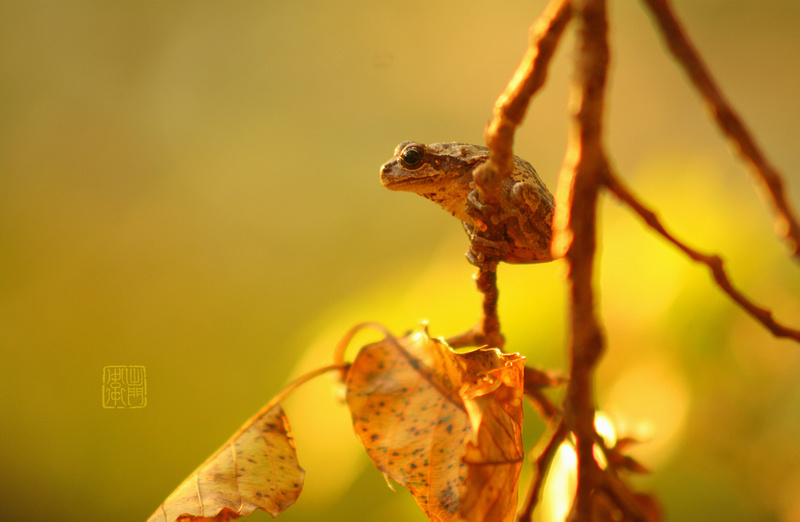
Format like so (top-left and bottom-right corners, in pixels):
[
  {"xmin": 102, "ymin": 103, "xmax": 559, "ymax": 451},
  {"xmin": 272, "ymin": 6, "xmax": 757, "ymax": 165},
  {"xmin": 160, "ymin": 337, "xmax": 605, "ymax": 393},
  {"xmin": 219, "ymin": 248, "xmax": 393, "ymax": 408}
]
[{"xmin": 468, "ymin": 235, "xmax": 510, "ymax": 265}]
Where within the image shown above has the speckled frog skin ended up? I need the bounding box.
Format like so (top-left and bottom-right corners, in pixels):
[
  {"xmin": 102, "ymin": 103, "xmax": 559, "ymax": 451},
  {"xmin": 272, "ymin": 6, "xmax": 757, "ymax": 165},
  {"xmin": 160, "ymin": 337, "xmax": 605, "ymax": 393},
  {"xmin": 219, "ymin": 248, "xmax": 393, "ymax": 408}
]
[{"xmin": 380, "ymin": 141, "xmax": 554, "ymax": 263}]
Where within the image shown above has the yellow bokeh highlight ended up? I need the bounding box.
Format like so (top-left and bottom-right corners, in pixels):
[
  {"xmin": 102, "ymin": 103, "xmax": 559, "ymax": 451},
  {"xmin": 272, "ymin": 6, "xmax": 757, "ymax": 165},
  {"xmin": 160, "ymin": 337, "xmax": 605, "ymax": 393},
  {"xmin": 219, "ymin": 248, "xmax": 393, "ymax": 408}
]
[
  {"xmin": 540, "ymin": 442, "xmax": 578, "ymax": 522},
  {"xmin": 604, "ymin": 358, "xmax": 691, "ymax": 467}
]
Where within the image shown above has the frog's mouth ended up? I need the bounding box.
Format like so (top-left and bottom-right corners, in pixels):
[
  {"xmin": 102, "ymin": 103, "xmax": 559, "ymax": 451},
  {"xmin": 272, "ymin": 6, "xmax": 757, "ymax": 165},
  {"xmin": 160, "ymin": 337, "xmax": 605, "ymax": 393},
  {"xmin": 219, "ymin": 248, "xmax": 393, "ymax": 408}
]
[{"xmin": 379, "ymin": 160, "xmax": 429, "ymax": 191}]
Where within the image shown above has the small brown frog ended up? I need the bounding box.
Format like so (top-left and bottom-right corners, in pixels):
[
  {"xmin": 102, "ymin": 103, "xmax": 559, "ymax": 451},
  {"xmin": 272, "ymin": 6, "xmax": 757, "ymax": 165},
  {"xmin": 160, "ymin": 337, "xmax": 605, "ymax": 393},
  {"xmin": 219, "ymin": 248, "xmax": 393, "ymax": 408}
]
[{"xmin": 380, "ymin": 141, "xmax": 554, "ymax": 264}]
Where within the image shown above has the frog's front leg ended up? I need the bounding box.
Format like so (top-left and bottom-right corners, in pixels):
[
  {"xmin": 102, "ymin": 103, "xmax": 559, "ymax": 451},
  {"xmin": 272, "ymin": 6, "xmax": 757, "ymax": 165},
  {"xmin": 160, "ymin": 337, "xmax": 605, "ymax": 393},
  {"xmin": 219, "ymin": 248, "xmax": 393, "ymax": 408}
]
[
  {"xmin": 463, "ymin": 190, "xmax": 515, "ymax": 265},
  {"xmin": 462, "ymin": 221, "xmax": 512, "ymax": 265},
  {"xmin": 505, "ymin": 180, "xmax": 554, "ymax": 262}
]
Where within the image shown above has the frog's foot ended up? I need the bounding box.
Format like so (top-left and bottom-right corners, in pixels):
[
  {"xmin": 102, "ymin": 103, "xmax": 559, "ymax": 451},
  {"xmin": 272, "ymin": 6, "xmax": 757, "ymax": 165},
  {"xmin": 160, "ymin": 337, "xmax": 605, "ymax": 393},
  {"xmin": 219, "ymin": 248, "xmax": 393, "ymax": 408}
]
[
  {"xmin": 466, "ymin": 188, "xmax": 487, "ymax": 214},
  {"xmin": 467, "ymin": 234, "xmax": 511, "ymax": 266},
  {"xmin": 466, "ymin": 187, "xmax": 519, "ymax": 225},
  {"xmin": 465, "ymin": 189, "xmax": 495, "ymax": 228}
]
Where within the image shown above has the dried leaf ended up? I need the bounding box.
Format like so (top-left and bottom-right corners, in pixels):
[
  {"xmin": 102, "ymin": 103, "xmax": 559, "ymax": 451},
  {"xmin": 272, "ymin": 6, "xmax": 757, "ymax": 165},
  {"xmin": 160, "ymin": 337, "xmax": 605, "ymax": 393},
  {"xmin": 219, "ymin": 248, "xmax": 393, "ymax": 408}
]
[
  {"xmin": 345, "ymin": 326, "xmax": 524, "ymax": 522},
  {"xmin": 460, "ymin": 361, "xmax": 525, "ymax": 521},
  {"xmin": 148, "ymin": 403, "xmax": 304, "ymax": 522}
]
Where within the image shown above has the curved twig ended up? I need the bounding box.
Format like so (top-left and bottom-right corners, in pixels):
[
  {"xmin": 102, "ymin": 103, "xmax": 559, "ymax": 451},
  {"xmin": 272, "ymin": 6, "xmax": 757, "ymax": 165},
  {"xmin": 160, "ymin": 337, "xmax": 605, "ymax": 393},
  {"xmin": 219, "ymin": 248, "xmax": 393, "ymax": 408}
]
[
  {"xmin": 475, "ymin": 0, "xmax": 573, "ymax": 205},
  {"xmin": 640, "ymin": 0, "xmax": 800, "ymax": 259},
  {"xmin": 602, "ymin": 166, "xmax": 800, "ymax": 343},
  {"xmin": 332, "ymin": 321, "xmax": 391, "ymax": 381},
  {"xmin": 463, "ymin": 0, "xmax": 573, "ymax": 355}
]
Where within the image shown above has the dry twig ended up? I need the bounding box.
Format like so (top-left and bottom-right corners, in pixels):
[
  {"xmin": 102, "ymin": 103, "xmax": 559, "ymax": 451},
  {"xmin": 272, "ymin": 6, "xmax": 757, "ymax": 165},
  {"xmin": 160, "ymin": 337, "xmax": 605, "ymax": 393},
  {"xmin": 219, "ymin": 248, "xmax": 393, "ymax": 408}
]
[
  {"xmin": 475, "ymin": 0, "xmax": 573, "ymax": 204},
  {"xmin": 602, "ymin": 167, "xmax": 800, "ymax": 343},
  {"xmin": 457, "ymin": 0, "xmax": 573, "ymax": 353},
  {"xmin": 559, "ymin": 0, "xmax": 610, "ymax": 518},
  {"xmin": 475, "ymin": 262, "xmax": 504, "ymax": 348},
  {"xmin": 447, "ymin": 262, "xmax": 506, "ymax": 350},
  {"xmin": 640, "ymin": 0, "xmax": 800, "ymax": 259},
  {"xmin": 523, "ymin": 366, "xmax": 566, "ymax": 420}
]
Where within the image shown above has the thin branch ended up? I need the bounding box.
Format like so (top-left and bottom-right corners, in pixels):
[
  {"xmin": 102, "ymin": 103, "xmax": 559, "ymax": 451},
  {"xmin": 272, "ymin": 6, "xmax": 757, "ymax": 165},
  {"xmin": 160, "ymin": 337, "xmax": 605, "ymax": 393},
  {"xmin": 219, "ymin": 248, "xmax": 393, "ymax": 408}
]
[
  {"xmin": 265, "ymin": 363, "xmax": 351, "ymax": 411},
  {"xmin": 523, "ymin": 366, "xmax": 566, "ymax": 420},
  {"xmin": 446, "ymin": 261, "xmax": 504, "ymax": 349},
  {"xmin": 475, "ymin": 0, "xmax": 573, "ymax": 205},
  {"xmin": 640, "ymin": 0, "xmax": 800, "ymax": 259},
  {"xmin": 476, "ymin": 262, "xmax": 504, "ymax": 349},
  {"xmin": 333, "ymin": 322, "xmax": 391, "ymax": 362},
  {"xmin": 447, "ymin": 265, "xmax": 506, "ymax": 349},
  {"xmin": 560, "ymin": 0, "xmax": 609, "ymax": 517},
  {"xmin": 602, "ymin": 167, "xmax": 800, "ymax": 343},
  {"xmin": 454, "ymin": 0, "xmax": 573, "ymax": 354}
]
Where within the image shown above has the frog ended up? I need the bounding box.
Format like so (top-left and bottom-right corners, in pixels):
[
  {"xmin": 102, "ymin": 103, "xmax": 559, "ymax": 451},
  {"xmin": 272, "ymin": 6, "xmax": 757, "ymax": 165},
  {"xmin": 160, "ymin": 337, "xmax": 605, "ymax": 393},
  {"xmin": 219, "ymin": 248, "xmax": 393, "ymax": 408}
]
[{"xmin": 380, "ymin": 141, "xmax": 554, "ymax": 264}]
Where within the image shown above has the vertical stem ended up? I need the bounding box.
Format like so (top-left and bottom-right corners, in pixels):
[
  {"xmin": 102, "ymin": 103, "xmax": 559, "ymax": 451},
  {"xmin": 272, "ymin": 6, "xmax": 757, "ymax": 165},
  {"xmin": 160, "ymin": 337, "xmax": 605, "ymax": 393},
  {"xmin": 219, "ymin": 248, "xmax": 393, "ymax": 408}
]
[
  {"xmin": 557, "ymin": 0, "xmax": 610, "ymax": 518},
  {"xmin": 476, "ymin": 262, "xmax": 504, "ymax": 350}
]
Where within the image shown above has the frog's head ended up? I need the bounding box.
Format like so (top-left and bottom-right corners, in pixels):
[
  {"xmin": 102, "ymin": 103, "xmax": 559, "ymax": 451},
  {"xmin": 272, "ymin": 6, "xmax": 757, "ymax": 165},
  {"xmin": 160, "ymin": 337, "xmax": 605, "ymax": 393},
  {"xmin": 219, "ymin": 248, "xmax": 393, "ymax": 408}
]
[{"xmin": 380, "ymin": 142, "xmax": 488, "ymax": 222}]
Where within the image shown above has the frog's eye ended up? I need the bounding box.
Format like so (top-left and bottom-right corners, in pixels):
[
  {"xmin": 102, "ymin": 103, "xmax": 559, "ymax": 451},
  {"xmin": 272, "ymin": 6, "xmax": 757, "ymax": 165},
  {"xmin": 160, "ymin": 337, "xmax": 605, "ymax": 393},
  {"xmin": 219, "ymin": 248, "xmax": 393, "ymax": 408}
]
[{"xmin": 399, "ymin": 145, "xmax": 425, "ymax": 170}]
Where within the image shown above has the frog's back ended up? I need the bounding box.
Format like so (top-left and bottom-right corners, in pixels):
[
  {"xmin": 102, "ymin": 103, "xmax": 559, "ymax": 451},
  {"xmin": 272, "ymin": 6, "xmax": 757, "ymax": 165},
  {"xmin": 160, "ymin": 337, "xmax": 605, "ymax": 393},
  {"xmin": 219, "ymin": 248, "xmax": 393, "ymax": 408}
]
[{"xmin": 425, "ymin": 142, "xmax": 491, "ymax": 164}]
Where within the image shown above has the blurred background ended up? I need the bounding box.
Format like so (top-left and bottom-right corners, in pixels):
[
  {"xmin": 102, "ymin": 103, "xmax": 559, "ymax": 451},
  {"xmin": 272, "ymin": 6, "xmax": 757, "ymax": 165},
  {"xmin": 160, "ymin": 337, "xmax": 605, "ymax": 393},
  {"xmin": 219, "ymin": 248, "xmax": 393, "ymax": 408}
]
[{"xmin": 1, "ymin": 1, "xmax": 799, "ymax": 520}]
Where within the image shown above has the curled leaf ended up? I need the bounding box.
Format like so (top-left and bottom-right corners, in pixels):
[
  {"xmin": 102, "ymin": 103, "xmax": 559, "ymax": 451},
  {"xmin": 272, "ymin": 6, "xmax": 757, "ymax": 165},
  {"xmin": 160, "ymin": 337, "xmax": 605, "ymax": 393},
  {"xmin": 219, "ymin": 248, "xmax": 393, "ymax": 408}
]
[
  {"xmin": 345, "ymin": 325, "xmax": 524, "ymax": 522},
  {"xmin": 149, "ymin": 403, "xmax": 304, "ymax": 522},
  {"xmin": 460, "ymin": 361, "xmax": 525, "ymax": 521}
]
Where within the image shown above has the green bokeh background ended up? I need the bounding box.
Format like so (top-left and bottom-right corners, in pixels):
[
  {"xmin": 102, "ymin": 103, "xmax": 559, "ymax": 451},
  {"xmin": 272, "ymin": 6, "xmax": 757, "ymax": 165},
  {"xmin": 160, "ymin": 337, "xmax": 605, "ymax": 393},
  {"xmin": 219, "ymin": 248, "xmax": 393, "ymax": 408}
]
[{"xmin": 1, "ymin": 1, "xmax": 799, "ymax": 521}]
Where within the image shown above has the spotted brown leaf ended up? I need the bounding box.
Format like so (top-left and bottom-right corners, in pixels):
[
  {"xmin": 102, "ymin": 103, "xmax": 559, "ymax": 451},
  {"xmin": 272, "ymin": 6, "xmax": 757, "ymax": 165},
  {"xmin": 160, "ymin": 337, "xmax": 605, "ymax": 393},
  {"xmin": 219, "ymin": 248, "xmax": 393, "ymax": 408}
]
[
  {"xmin": 345, "ymin": 325, "xmax": 524, "ymax": 522},
  {"xmin": 148, "ymin": 403, "xmax": 304, "ymax": 522}
]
